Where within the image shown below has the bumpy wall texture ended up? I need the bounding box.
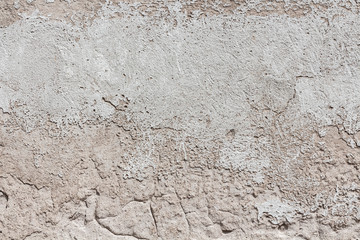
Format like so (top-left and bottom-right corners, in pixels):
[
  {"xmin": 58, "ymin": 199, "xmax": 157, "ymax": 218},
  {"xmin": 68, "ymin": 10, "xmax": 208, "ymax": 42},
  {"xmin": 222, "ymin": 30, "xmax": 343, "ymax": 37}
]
[{"xmin": 1, "ymin": 0, "xmax": 360, "ymax": 239}]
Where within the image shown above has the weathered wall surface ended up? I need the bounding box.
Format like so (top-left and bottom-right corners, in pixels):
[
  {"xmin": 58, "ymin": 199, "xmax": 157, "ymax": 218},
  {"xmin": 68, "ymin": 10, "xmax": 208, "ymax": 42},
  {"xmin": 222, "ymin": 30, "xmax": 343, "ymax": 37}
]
[{"xmin": 1, "ymin": 0, "xmax": 360, "ymax": 239}]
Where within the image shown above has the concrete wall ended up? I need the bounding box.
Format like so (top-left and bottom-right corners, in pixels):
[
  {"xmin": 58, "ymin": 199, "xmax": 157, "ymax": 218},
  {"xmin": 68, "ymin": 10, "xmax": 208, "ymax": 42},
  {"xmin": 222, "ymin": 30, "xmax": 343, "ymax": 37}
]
[{"xmin": 1, "ymin": 0, "xmax": 360, "ymax": 239}]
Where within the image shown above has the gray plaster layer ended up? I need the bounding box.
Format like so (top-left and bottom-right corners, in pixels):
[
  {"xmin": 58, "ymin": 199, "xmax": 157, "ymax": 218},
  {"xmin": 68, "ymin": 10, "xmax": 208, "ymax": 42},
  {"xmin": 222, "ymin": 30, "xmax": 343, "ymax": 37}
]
[
  {"xmin": 2, "ymin": 13, "xmax": 356, "ymax": 135},
  {"xmin": 1, "ymin": 1, "xmax": 360, "ymax": 239}
]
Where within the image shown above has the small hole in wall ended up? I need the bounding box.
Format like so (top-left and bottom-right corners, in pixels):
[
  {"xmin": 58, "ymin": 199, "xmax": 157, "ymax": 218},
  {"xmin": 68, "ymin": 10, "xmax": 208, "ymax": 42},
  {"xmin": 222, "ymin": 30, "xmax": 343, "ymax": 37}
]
[
  {"xmin": 0, "ymin": 191, "xmax": 8, "ymax": 201},
  {"xmin": 278, "ymin": 222, "xmax": 289, "ymax": 230},
  {"xmin": 221, "ymin": 229, "xmax": 233, "ymax": 234}
]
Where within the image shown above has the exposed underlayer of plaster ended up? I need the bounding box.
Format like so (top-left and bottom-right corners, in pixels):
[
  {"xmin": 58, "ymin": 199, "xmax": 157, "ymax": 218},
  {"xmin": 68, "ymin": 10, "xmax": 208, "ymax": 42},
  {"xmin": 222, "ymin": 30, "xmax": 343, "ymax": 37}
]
[{"xmin": 1, "ymin": 1, "xmax": 360, "ymax": 239}]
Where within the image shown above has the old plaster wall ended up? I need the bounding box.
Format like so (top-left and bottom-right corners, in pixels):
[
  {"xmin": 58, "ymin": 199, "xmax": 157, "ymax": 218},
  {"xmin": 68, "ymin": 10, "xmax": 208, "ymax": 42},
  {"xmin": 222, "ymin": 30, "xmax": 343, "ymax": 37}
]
[{"xmin": 1, "ymin": 0, "xmax": 360, "ymax": 239}]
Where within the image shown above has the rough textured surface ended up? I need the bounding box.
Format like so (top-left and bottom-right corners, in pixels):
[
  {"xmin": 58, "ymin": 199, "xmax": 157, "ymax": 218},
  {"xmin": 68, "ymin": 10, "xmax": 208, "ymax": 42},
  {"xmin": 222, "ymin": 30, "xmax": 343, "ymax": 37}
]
[{"xmin": 1, "ymin": 0, "xmax": 360, "ymax": 239}]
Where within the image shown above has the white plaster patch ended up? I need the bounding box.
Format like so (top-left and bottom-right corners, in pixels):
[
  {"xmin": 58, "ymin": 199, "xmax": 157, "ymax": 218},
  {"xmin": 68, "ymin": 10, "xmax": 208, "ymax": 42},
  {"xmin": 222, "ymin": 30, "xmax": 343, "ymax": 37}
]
[
  {"xmin": 256, "ymin": 199, "xmax": 298, "ymax": 225},
  {"xmin": 218, "ymin": 137, "xmax": 271, "ymax": 183}
]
